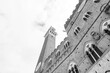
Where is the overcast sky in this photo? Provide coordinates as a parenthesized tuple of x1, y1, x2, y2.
(0, 0, 78, 73)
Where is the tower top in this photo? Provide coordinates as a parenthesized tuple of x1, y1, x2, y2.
(44, 26, 57, 38)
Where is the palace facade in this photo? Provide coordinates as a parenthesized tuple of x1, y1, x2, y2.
(35, 0, 110, 73)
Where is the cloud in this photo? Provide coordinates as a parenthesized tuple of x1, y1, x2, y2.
(0, 0, 78, 73)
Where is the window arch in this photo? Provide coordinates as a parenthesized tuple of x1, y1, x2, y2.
(64, 41, 70, 49)
(85, 42, 103, 64)
(68, 62, 79, 73)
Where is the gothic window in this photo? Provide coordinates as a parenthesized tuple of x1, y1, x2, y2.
(68, 62, 79, 73)
(86, 51, 95, 64)
(85, 43, 103, 64)
(92, 44, 103, 57)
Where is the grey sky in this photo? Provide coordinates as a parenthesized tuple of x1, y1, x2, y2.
(0, 0, 78, 73)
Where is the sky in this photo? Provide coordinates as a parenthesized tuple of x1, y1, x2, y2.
(0, 0, 78, 73)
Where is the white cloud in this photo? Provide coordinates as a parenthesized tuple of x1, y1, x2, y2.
(0, 0, 78, 73)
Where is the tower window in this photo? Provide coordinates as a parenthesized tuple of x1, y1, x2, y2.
(48, 58, 52, 67)
(87, 12, 92, 15)
(55, 50, 60, 59)
(77, 27, 80, 31)
(83, 17, 87, 21)
(74, 65, 79, 73)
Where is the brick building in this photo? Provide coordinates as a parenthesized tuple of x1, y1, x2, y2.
(34, 0, 110, 73)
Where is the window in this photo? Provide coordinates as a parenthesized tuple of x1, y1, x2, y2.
(55, 50, 60, 59)
(83, 12, 92, 21)
(68, 62, 79, 73)
(85, 43, 103, 64)
(90, 31, 101, 41)
(92, 44, 103, 57)
(93, 0, 100, 3)
(102, 20, 110, 35)
(64, 41, 70, 49)
(105, 5, 110, 15)
(74, 27, 81, 36)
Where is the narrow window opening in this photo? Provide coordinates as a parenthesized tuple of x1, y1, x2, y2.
(77, 27, 80, 31)
(85, 14, 89, 18)
(74, 32, 77, 36)
(76, 29, 79, 33)
(86, 51, 95, 64)
(83, 17, 87, 21)
(89, 48, 99, 61)
(92, 44, 103, 57)
(87, 12, 92, 15)
(68, 42, 70, 46)
(69, 69, 71, 73)
(74, 65, 79, 73)
(71, 67, 75, 73)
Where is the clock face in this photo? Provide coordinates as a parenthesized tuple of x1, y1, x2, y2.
(35, 62, 41, 72)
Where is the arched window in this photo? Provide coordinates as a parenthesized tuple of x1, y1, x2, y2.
(68, 62, 79, 73)
(92, 44, 103, 57)
(85, 42, 103, 64)
(64, 41, 70, 49)
(55, 50, 60, 59)
(74, 27, 81, 36)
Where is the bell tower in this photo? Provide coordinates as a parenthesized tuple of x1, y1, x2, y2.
(34, 26, 57, 73)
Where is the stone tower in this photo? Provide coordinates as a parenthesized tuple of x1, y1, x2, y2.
(34, 26, 57, 73)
